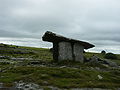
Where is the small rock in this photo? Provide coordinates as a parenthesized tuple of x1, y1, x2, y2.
(90, 56, 100, 62)
(43, 81, 48, 85)
(0, 83, 3, 88)
(60, 66, 67, 68)
(97, 75, 103, 80)
(95, 67, 100, 71)
(25, 84, 30, 88)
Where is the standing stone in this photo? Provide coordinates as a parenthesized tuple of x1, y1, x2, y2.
(74, 43, 84, 62)
(58, 42, 73, 61)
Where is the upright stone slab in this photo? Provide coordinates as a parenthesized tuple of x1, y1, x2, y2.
(58, 42, 73, 61)
(74, 43, 84, 62)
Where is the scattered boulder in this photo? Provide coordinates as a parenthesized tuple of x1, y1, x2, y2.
(89, 55, 102, 63)
(103, 59, 118, 67)
(87, 55, 118, 67)
(15, 81, 42, 90)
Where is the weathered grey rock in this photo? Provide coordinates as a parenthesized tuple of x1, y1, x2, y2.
(60, 66, 67, 68)
(58, 42, 73, 61)
(15, 81, 43, 90)
(103, 59, 118, 67)
(74, 43, 84, 62)
(97, 75, 103, 79)
(89, 56, 118, 67)
(58, 42, 85, 62)
(90, 56, 100, 62)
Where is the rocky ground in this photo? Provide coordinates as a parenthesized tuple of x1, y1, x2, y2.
(0, 43, 120, 90)
(0, 82, 120, 90)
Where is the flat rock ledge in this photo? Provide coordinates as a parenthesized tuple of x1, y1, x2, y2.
(0, 82, 120, 90)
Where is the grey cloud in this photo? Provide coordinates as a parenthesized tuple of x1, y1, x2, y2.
(0, 29, 34, 38)
(0, 0, 120, 53)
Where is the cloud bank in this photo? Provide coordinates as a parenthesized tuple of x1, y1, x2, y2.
(0, 0, 120, 53)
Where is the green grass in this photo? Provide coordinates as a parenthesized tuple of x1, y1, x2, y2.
(0, 43, 120, 89)
(0, 44, 53, 61)
(0, 66, 120, 89)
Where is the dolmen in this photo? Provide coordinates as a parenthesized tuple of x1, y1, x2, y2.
(42, 31, 95, 62)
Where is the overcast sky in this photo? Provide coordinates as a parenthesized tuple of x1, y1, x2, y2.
(0, 0, 120, 53)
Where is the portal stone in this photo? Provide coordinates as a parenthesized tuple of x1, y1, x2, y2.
(58, 42, 73, 61)
(74, 43, 84, 62)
